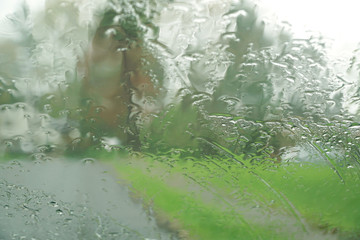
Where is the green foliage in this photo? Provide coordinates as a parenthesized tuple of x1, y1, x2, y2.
(139, 96, 202, 152)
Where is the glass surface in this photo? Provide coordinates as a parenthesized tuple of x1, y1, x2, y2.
(0, 0, 360, 239)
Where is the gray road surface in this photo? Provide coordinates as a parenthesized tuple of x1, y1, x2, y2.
(0, 158, 177, 240)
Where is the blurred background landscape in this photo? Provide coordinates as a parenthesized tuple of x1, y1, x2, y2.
(0, 0, 360, 239)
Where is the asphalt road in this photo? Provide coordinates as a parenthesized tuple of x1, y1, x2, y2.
(0, 158, 177, 240)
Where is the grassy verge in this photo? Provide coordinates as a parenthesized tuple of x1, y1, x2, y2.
(108, 155, 288, 239)
(100, 151, 360, 240)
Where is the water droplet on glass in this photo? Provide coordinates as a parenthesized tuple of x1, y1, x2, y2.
(116, 47, 128, 52)
(49, 201, 59, 208)
(81, 158, 96, 164)
(105, 28, 117, 38)
(56, 209, 63, 215)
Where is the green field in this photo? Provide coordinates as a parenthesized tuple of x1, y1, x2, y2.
(88, 148, 360, 240)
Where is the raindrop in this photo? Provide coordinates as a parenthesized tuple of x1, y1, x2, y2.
(116, 47, 128, 52)
(49, 201, 59, 208)
(81, 158, 96, 164)
(43, 104, 52, 112)
(109, 232, 119, 237)
(59, 1, 69, 8)
(15, 103, 26, 110)
(59, 109, 70, 116)
(105, 28, 117, 38)
(56, 209, 63, 215)
(1, 105, 11, 111)
(4, 140, 13, 148)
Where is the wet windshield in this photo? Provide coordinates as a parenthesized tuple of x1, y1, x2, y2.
(0, 0, 360, 239)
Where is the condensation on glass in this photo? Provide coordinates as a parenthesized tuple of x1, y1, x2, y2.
(0, 0, 359, 239)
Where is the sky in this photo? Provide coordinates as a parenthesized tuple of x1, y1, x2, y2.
(0, 0, 359, 56)
(259, 0, 360, 57)
(0, 0, 44, 18)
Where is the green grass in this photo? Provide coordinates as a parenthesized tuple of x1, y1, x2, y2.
(108, 156, 288, 239)
(101, 151, 360, 240)
(261, 164, 360, 233)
